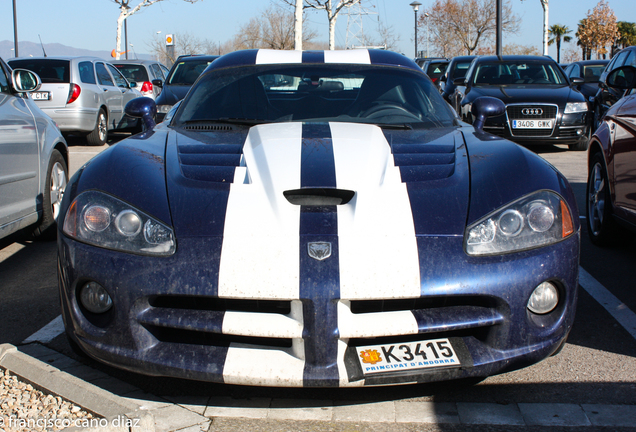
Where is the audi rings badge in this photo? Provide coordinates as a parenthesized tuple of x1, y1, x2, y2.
(522, 108, 544, 115)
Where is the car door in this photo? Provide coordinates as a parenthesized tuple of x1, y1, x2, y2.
(95, 61, 123, 129)
(0, 60, 39, 231)
(612, 93, 636, 216)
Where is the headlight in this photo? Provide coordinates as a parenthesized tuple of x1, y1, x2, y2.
(564, 102, 588, 113)
(157, 104, 173, 114)
(63, 191, 176, 256)
(465, 190, 574, 256)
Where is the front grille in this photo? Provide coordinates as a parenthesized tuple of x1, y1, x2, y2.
(138, 295, 295, 348)
(507, 104, 558, 137)
(149, 295, 291, 314)
(507, 105, 557, 119)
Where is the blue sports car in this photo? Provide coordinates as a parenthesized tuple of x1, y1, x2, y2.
(58, 49, 580, 387)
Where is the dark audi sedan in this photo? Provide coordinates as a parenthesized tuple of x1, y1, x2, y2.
(454, 55, 591, 151)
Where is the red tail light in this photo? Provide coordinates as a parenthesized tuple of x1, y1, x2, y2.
(141, 81, 153, 94)
(67, 84, 81, 104)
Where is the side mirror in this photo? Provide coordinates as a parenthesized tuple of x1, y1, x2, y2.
(606, 65, 636, 89)
(471, 96, 505, 131)
(11, 69, 41, 92)
(570, 77, 584, 85)
(152, 79, 164, 88)
(125, 97, 157, 131)
(453, 77, 466, 86)
(129, 81, 138, 88)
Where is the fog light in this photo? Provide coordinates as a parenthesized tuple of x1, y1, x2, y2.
(80, 282, 113, 314)
(528, 281, 559, 314)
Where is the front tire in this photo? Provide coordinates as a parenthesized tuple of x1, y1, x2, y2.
(32, 149, 68, 240)
(586, 152, 618, 246)
(86, 109, 107, 146)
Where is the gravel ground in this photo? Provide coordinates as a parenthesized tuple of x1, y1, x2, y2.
(0, 368, 98, 431)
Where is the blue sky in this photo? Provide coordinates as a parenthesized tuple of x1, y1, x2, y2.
(1, 0, 633, 60)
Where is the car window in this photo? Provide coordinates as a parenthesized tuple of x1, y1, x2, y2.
(150, 64, 163, 80)
(177, 64, 456, 128)
(625, 50, 636, 67)
(167, 60, 213, 85)
(582, 65, 605, 83)
(472, 61, 566, 86)
(160, 65, 169, 79)
(78, 61, 96, 84)
(8, 59, 70, 84)
(96, 63, 114, 86)
(611, 51, 630, 69)
(107, 64, 130, 89)
(567, 65, 579, 78)
(0, 62, 9, 93)
(114, 64, 149, 83)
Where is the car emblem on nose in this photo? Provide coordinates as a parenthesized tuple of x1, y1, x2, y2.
(308, 242, 332, 260)
(522, 108, 543, 115)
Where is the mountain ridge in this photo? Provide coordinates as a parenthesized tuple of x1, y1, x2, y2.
(1, 40, 154, 62)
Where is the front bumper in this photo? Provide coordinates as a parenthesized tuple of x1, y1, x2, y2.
(58, 234, 580, 387)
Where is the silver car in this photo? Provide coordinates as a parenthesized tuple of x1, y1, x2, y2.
(8, 56, 142, 146)
(0, 57, 68, 240)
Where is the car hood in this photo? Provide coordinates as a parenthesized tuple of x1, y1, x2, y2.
(468, 85, 584, 105)
(165, 122, 471, 239)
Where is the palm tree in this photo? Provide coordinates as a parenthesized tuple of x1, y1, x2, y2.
(548, 24, 572, 63)
(617, 22, 636, 48)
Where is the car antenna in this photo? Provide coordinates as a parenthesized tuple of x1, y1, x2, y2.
(38, 35, 47, 57)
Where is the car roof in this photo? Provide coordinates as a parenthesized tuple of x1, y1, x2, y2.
(209, 49, 421, 73)
(175, 55, 220, 63)
(10, 56, 106, 62)
(571, 59, 610, 65)
(111, 59, 163, 65)
(475, 55, 560, 63)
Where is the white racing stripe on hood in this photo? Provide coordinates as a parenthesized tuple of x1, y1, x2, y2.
(324, 49, 371, 64)
(330, 122, 421, 300)
(218, 123, 303, 300)
(256, 50, 303, 64)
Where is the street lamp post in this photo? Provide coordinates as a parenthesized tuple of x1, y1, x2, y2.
(12, 0, 18, 57)
(410, 1, 422, 58)
(424, 12, 430, 58)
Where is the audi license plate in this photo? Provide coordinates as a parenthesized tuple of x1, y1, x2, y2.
(30, 91, 50, 101)
(512, 119, 553, 129)
(356, 338, 461, 375)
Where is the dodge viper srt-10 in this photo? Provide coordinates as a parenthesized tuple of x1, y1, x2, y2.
(58, 49, 580, 387)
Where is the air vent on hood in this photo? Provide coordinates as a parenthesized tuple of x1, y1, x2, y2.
(391, 142, 456, 182)
(178, 143, 244, 183)
(183, 124, 235, 131)
(283, 188, 355, 206)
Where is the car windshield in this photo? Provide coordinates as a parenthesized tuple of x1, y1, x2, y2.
(8, 59, 70, 84)
(472, 61, 567, 86)
(167, 60, 214, 85)
(175, 64, 456, 128)
(114, 64, 149, 83)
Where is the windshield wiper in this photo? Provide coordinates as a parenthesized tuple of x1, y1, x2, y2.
(374, 123, 413, 130)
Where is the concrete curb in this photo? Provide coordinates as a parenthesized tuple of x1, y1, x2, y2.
(0, 343, 209, 432)
(2, 343, 636, 430)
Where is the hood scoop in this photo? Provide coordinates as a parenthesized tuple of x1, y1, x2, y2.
(283, 188, 355, 206)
